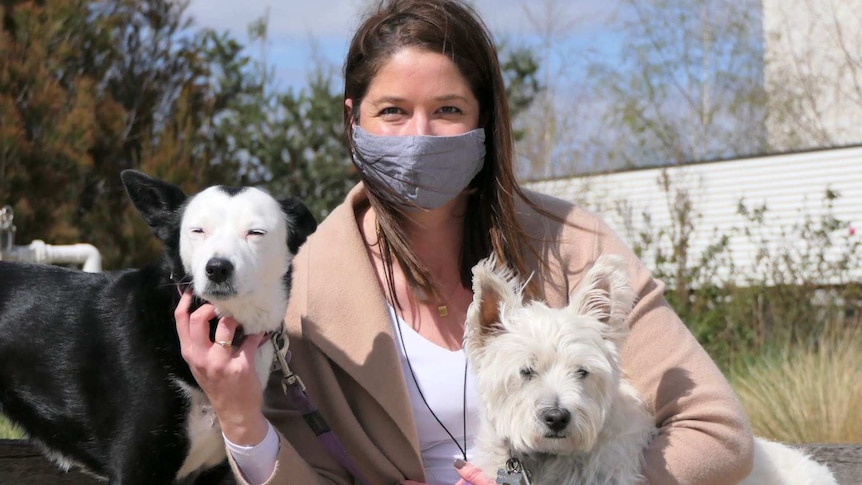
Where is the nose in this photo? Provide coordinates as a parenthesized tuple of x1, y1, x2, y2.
(406, 112, 431, 136)
(205, 258, 234, 283)
(540, 407, 571, 432)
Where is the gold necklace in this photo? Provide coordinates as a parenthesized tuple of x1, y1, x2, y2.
(375, 218, 460, 318)
(435, 282, 462, 317)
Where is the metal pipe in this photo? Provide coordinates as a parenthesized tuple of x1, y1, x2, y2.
(2, 240, 103, 272)
(0, 205, 102, 272)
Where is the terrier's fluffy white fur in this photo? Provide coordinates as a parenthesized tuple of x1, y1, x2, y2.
(465, 255, 838, 485)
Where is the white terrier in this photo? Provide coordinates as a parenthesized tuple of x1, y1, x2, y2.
(464, 255, 838, 485)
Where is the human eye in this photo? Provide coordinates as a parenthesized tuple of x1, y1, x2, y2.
(378, 106, 404, 116)
(438, 105, 463, 115)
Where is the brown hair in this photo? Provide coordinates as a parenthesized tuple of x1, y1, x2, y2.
(344, 0, 540, 298)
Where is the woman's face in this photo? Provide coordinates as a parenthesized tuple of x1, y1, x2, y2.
(349, 47, 481, 137)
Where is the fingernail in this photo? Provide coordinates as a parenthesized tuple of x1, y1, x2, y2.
(454, 458, 466, 469)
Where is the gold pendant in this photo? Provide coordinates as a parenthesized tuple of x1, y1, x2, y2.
(438, 305, 448, 317)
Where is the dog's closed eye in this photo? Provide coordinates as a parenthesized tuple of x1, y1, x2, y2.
(520, 367, 536, 380)
(575, 367, 590, 379)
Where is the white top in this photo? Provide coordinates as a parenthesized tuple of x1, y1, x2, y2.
(388, 304, 479, 484)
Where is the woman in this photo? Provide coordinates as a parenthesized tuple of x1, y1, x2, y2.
(175, 0, 755, 484)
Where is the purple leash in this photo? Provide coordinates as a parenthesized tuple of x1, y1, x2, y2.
(270, 333, 372, 485)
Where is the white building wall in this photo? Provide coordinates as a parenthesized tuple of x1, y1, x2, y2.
(526, 147, 862, 286)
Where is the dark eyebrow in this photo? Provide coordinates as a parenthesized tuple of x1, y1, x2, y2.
(370, 96, 407, 105)
(368, 94, 471, 105)
(434, 94, 471, 103)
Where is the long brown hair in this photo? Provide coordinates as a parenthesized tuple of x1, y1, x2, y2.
(344, 0, 541, 299)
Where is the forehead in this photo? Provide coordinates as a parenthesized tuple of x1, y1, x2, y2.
(183, 187, 282, 226)
(364, 47, 477, 105)
(507, 307, 606, 351)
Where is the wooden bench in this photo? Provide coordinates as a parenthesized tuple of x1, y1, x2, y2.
(1, 439, 860, 484)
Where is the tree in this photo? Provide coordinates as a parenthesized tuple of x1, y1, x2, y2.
(588, 0, 768, 169)
(197, 17, 356, 222)
(1, 0, 252, 269)
(508, 0, 596, 179)
(1, 0, 108, 247)
(762, 0, 862, 151)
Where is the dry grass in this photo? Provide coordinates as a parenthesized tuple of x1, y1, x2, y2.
(730, 325, 862, 444)
(0, 414, 23, 439)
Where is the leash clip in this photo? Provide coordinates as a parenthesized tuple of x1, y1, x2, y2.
(497, 457, 532, 485)
(270, 332, 306, 394)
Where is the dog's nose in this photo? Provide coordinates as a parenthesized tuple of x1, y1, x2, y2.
(205, 258, 234, 283)
(540, 408, 571, 432)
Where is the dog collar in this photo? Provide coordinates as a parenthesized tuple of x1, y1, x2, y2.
(260, 330, 279, 347)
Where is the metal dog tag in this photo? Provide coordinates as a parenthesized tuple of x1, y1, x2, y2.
(496, 458, 532, 485)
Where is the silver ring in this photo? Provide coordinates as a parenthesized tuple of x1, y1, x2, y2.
(214, 339, 232, 349)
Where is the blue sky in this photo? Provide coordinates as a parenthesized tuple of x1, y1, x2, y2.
(184, 0, 623, 91)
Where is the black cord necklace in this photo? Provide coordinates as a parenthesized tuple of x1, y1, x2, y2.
(378, 221, 468, 461)
(392, 301, 469, 461)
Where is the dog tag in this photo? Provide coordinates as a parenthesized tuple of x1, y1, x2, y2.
(495, 469, 524, 485)
(496, 458, 531, 485)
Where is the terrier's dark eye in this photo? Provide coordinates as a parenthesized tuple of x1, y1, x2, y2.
(576, 367, 590, 379)
(520, 367, 535, 379)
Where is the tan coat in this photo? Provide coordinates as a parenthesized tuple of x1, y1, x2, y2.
(228, 183, 755, 485)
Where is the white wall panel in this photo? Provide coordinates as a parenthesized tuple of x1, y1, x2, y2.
(526, 147, 862, 286)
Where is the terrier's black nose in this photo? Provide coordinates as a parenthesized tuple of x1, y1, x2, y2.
(540, 408, 571, 432)
(205, 258, 234, 283)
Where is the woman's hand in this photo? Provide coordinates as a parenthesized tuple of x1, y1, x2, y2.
(401, 459, 496, 485)
(454, 459, 497, 485)
(174, 289, 270, 446)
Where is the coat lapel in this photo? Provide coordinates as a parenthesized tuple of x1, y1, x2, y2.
(300, 183, 421, 467)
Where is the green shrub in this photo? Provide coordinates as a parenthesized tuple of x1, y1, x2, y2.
(614, 173, 861, 373)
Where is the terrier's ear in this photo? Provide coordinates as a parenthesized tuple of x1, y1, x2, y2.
(568, 255, 635, 344)
(464, 256, 522, 349)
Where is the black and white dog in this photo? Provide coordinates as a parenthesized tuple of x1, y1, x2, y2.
(0, 170, 317, 484)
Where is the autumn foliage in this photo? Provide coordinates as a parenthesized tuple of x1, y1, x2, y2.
(1, 0, 267, 269)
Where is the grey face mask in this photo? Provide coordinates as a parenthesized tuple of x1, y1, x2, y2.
(351, 125, 486, 209)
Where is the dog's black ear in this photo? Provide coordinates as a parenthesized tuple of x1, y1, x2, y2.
(281, 197, 318, 254)
(121, 170, 187, 241)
